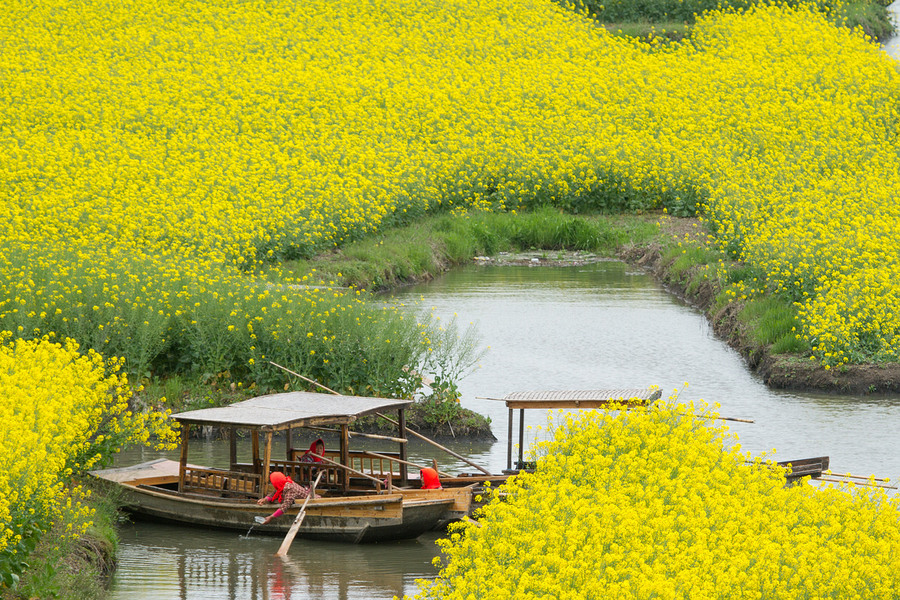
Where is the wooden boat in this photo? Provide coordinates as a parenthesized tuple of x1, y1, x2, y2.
(483, 388, 829, 486)
(91, 392, 476, 543)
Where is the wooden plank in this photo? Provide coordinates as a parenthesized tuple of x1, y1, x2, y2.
(401, 488, 473, 513)
(135, 484, 403, 509)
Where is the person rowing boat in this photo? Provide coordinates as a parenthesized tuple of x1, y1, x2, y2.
(256, 471, 318, 525)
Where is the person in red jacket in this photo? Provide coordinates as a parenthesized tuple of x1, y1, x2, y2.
(256, 472, 316, 524)
(420, 467, 442, 489)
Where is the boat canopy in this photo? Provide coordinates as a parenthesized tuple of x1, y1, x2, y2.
(483, 388, 663, 471)
(487, 388, 662, 409)
(171, 391, 413, 431)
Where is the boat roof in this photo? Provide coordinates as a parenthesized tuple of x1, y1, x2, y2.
(486, 388, 662, 409)
(171, 391, 412, 431)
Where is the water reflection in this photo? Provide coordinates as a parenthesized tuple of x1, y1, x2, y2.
(110, 522, 441, 600)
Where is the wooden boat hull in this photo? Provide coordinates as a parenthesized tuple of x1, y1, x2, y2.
(92, 459, 455, 543)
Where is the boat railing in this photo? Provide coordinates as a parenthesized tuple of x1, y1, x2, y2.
(273, 450, 402, 487)
(183, 466, 261, 497)
(348, 451, 401, 479)
(269, 459, 344, 489)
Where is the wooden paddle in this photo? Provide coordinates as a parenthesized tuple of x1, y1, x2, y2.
(276, 471, 324, 556)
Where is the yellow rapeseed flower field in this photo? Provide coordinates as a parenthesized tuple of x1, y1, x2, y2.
(414, 401, 900, 599)
(1, 0, 898, 586)
(0, 335, 176, 582)
(2, 0, 899, 375)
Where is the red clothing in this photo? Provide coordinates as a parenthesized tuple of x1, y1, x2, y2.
(300, 438, 325, 463)
(269, 471, 290, 503)
(266, 479, 315, 513)
(420, 468, 442, 489)
(265, 471, 317, 519)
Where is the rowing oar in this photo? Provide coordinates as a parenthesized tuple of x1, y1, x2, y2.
(815, 477, 898, 490)
(828, 472, 893, 483)
(276, 470, 324, 557)
(305, 425, 408, 444)
(362, 450, 453, 478)
(269, 361, 494, 477)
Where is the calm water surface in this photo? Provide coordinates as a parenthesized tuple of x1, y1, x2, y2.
(884, 1, 900, 59)
(109, 261, 900, 599)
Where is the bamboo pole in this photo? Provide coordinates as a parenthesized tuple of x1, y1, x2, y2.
(374, 412, 493, 476)
(362, 451, 453, 478)
(304, 425, 407, 444)
(829, 472, 893, 483)
(816, 477, 897, 490)
(269, 362, 340, 395)
(275, 471, 324, 556)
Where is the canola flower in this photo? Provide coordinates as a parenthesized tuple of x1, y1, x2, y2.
(2, 0, 900, 379)
(0, 335, 177, 585)
(414, 400, 900, 599)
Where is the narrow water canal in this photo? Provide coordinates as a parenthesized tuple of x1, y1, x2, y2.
(884, 0, 900, 58)
(108, 260, 900, 599)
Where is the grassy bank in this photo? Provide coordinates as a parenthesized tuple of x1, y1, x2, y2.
(0, 480, 120, 600)
(589, 0, 895, 43)
(6, 0, 900, 398)
(623, 220, 900, 393)
(271, 208, 659, 292)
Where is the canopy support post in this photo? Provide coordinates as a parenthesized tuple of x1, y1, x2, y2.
(286, 426, 293, 461)
(261, 431, 272, 499)
(398, 408, 408, 486)
(340, 424, 350, 492)
(229, 427, 237, 470)
(507, 408, 513, 471)
(517, 408, 525, 470)
(178, 424, 190, 493)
